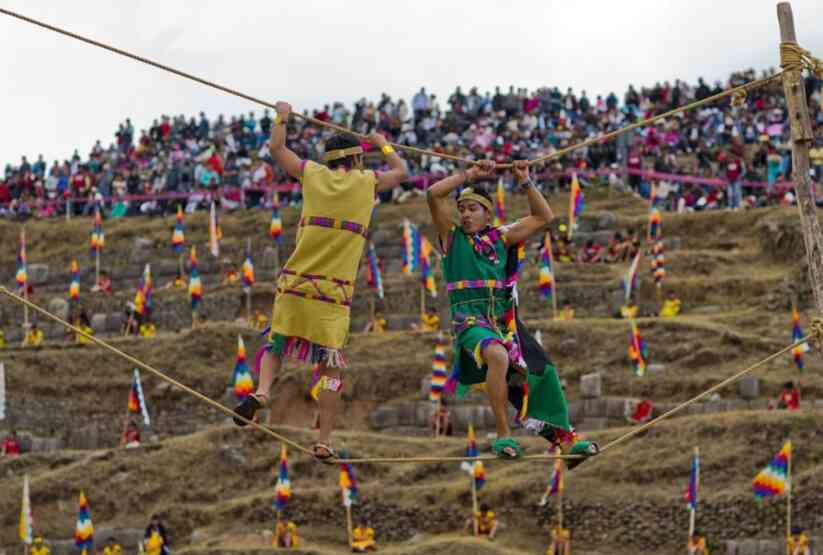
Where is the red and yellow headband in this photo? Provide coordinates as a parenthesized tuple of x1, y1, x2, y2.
(322, 146, 364, 163)
(457, 187, 492, 212)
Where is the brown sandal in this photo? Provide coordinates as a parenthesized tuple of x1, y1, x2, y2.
(232, 393, 269, 427)
(312, 442, 337, 464)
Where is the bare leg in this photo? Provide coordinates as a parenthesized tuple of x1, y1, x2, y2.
(316, 363, 340, 450)
(482, 342, 511, 438)
(255, 350, 282, 400)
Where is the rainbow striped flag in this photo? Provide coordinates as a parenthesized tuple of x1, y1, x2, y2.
(188, 246, 203, 310)
(624, 251, 641, 302)
(232, 335, 254, 401)
(429, 334, 449, 402)
(459, 425, 485, 490)
(127, 369, 151, 427)
(753, 441, 791, 500)
(493, 178, 506, 226)
(74, 491, 93, 554)
(567, 173, 585, 240)
(242, 250, 255, 292)
(628, 319, 647, 377)
(402, 219, 420, 274)
(15, 229, 27, 292)
(69, 259, 80, 302)
(548, 457, 563, 496)
(339, 462, 358, 507)
(538, 232, 555, 301)
(90, 207, 104, 255)
(274, 444, 291, 511)
(171, 205, 185, 253)
(420, 235, 437, 298)
(791, 305, 810, 371)
(134, 264, 153, 317)
(365, 242, 384, 300)
(651, 241, 666, 288)
(270, 193, 283, 243)
(684, 451, 699, 511)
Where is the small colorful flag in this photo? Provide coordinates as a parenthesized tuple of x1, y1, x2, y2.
(365, 242, 384, 300)
(538, 232, 555, 301)
(420, 235, 437, 298)
(134, 264, 153, 318)
(233, 335, 254, 401)
(171, 205, 185, 253)
(791, 305, 810, 371)
(430, 334, 449, 402)
(567, 173, 585, 240)
(74, 491, 93, 554)
(493, 178, 506, 226)
(242, 250, 255, 292)
(189, 246, 202, 310)
(753, 441, 791, 500)
(270, 193, 282, 243)
(19, 474, 32, 545)
(209, 201, 220, 257)
(684, 450, 699, 511)
(628, 319, 647, 377)
(15, 229, 27, 292)
(127, 369, 151, 427)
(339, 462, 358, 507)
(548, 457, 563, 497)
(69, 259, 80, 302)
(274, 444, 291, 511)
(651, 241, 666, 288)
(402, 219, 421, 275)
(90, 207, 104, 254)
(459, 425, 485, 490)
(624, 251, 642, 302)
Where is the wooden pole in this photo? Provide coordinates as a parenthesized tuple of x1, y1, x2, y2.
(777, 3, 823, 317)
(471, 471, 479, 537)
(345, 504, 354, 548)
(369, 295, 376, 324)
(95, 249, 101, 289)
(275, 509, 282, 550)
(434, 399, 441, 438)
(688, 446, 699, 541)
(178, 253, 184, 281)
(274, 243, 281, 275)
(420, 287, 425, 318)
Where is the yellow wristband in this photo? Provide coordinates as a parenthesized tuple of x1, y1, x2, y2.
(274, 113, 287, 125)
(381, 144, 395, 155)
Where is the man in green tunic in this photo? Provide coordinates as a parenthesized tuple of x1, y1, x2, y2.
(427, 159, 597, 462)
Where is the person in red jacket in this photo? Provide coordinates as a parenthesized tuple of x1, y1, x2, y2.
(2, 430, 22, 457)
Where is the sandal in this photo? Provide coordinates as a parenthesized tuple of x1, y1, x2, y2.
(312, 442, 337, 464)
(232, 393, 268, 427)
(491, 437, 523, 459)
(566, 439, 600, 470)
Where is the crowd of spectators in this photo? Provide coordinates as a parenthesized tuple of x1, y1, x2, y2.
(2, 68, 822, 221)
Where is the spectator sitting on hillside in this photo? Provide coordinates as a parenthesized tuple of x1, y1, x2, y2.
(122, 303, 140, 336)
(139, 318, 157, 339)
(659, 290, 682, 318)
(555, 302, 575, 321)
(553, 228, 575, 263)
(164, 272, 186, 290)
(430, 399, 452, 437)
(252, 309, 268, 330)
(120, 419, 141, 448)
(547, 526, 571, 555)
(351, 521, 377, 552)
(144, 515, 169, 555)
(411, 307, 440, 332)
(620, 299, 639, 319)
(274, 515, 300, 549)
(467, 503, 498, 540)
(222, 262, 240, 285)
(577, 239, 604, 263)
(771, 381, 800, 411)
(687, 531, 709, 555)
(74, 311, 95, 344)
(102, 537, 123, 555)
(604, 232, 629, 263)
(22, 322, 44, 347)
(2, 430, 22, 457)
(30, 537, 50, 555)
(0, 328, 6, 348)
(363, 311, 386, 333)
(92, 271, 113, 294)
(788, 527, 811, 555)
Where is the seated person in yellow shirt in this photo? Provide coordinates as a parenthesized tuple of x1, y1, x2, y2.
(23, 322, 44, 347)
(222, 262, 240, 285)
(274, 517, 300, 549)
(466, 503, 498, 540)
(30, 537, 50, 555)
(555, 302, 575, 321)
(0, 328, 6, 348)
(351, 521, 377, 552)
(164, 272, 187, 290)
(659, 290, 682, 318)
(363, 311, 387, 333)
(788, 526, 810, 555)
(687, 530, 709, 555)
(252, 310, 269, 330)
(102, 537, 124, 555)
(74, 311, 95, 344)
(547, 526, 570, 555)
(620, 299, 639, 319)
(411, 308, 440, 332)
(139, 320, 157, 339)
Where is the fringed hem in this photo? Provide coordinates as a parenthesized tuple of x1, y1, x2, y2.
(523, 419, 576, 443)
(254, 332, 347, 374)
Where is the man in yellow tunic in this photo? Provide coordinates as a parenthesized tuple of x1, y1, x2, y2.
(233, 101, 406, 461)
(351, 522, 377, 552)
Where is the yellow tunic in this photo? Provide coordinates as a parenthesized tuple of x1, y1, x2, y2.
(788, 534, 808, 554)
(270, 161, 376, 349)
(659, 298, 681, 318)
(31, 545, 50, 555)
(76, 325, 94, 344)
(24, 329, 44, 346)
(476, 511, 496, 535)
(274, 521, 300, 548)
(352, 526, 376, 550)
(420, 312, 440, 332)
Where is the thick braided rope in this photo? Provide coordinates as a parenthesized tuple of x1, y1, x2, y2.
(0, 286, 315, 457)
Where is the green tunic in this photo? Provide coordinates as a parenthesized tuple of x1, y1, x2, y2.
(442, 225, 572, 432)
